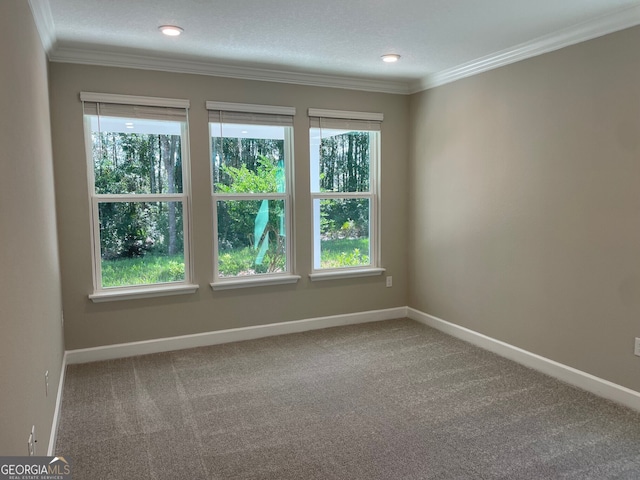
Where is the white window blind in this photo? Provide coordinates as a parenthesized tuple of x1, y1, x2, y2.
(206, 102, 295, 127)
(82, 102, 188, 122)
(81, 92, 189, 121)
(208, 110, 293, 127)
(308, 108, 383, 131)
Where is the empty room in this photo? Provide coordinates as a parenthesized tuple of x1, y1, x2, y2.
(2, 0, 640, 478)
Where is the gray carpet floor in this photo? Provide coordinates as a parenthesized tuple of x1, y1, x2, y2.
(55, 318, 640, 479)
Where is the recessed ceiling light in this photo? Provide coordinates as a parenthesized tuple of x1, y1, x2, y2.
(159, 25, 183, 37)
(381, 54, 401, 63)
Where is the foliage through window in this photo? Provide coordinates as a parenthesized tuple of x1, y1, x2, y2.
(83, 96, 191, 291)
(310, 111, 381, 271)
(208, 104, 294, 280)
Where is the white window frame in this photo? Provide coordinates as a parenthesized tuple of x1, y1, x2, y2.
(308, 108, 385, 281)
(81, 92, 197, 302)
(207, 101, 300, 290)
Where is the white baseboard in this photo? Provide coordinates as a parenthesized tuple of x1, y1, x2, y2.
(65, 307, 408, 364)
(63, 305, 640, 413)
(407, 308, 640, 412)
(47, 352, 67, 456)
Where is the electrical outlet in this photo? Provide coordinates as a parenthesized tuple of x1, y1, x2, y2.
(45, 370, 49, 397)
(386, 276, 393, 288)
(634, 338, 640, 357)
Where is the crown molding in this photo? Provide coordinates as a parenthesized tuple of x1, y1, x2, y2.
(27, 0, 56, 54)
(49, 46, 412, 95)
(45, 3, 640, 96)
(410, 4, 640, 93)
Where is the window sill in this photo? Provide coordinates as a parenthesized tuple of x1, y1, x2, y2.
(211, 274, 301, 291)
(89, 284, 199, 303)
(309, 267, 386, 282)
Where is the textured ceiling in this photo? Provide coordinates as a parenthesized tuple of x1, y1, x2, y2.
(47, 0, 640, 87)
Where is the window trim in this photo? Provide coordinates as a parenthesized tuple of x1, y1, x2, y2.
(308, 110, 382, 276)
(210, 274, 301, 291)
(309, 267, 385, 281)
(208, 102, 297, 288)
(82, 93, 197, 300)
(89, 283, 199, 303)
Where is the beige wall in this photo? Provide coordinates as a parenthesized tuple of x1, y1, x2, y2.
(409, 26, 640, 392)
(0, 1, 65, 455)
(49, 64, 409, 350)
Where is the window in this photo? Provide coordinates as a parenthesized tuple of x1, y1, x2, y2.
(309, 109, 384, 279)
(82, 93, 196, 301)
(207, 102, 298, 289)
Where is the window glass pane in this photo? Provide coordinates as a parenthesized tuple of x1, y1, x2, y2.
(316, 198, 370, 268)
(89, 116, 183, 195)
(217, 199, 286, 277)
(211, 123, 286, 193)
(310, 129, 370, 193)
(98, 201, 185, 287)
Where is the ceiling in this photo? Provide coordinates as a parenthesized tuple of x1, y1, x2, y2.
(32, 0, 640, 93)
